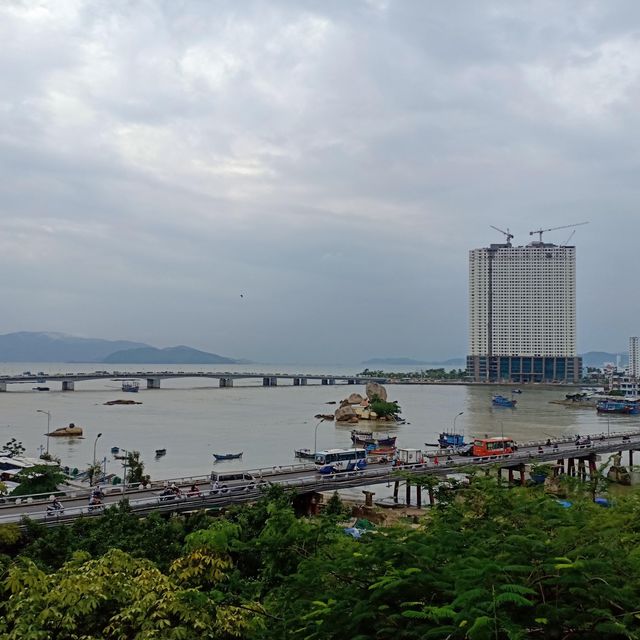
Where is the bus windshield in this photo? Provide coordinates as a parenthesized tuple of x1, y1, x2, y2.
(314, 448, 367, 465)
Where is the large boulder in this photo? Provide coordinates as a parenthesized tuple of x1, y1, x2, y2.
(347, 393, 364, 405)
(335, 405, 358, 422)
(366, 382, 387, 402)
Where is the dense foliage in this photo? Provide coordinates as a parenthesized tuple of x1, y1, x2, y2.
(11, 464, 65, 497)
(2, 481, 640, 638)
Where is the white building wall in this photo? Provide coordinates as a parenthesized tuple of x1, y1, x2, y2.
(469, 244, 576, 357)
(629, 337, 639, 379)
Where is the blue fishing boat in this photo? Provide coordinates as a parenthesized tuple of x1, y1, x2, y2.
(122, 380, 139, 393)
(596, 399, 640, 415)
(213, 452, 243, 461)
(425, 431, 466, 448)
(492, 394, 517, 408)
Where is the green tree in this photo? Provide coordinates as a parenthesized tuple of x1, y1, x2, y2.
(126, 450, 150, 485)
(12, 464, 64, 497)
(3, 438, 25, 457)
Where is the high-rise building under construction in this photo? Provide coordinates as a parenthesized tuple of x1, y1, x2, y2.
(467, 238, 581, 383)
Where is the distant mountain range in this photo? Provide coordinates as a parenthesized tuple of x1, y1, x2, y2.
(0, 332, 245, 364)
(103, 346, 240, 365)
(580, 351, 628, 368)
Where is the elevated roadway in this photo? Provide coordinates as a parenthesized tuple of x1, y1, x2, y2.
(1, 430, 639, 526)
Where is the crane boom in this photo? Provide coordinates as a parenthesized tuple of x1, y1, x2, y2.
(529, 221, 589, 243)
(490, 225, 514, 247)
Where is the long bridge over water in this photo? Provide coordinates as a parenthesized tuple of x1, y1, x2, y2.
(0, 370, 388, 392)
(3, 429, 639, 526)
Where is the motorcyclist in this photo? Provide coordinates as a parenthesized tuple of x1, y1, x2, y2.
(47, 497, 63, 513)
(187, 483, 200, 496)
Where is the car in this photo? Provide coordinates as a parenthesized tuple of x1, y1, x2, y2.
(210, 472, 257, 494)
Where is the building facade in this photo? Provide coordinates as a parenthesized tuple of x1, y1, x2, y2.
(629, 337, 639, 379)
(467, 242, 581, 383)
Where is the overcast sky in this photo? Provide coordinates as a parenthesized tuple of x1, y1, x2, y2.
(1, 1, 638, 364)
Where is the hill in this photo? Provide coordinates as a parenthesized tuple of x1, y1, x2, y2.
(0, 331, 149, 362)
(102, 345, 240, 364)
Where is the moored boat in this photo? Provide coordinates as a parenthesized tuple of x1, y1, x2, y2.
(425, 431, 466, 449)
(294, 448, 316, 459)
(350, 430, 397, 448)
(155, 448, 167, 457)
(122, 380, 139, 393)
(47, 423, 83, 437)
(213, 452, 243, 461)
(492, 394, 517, 408)
(596, 399, 640, 415)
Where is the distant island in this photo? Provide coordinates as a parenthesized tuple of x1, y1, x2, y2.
(0, 331, 247, 364)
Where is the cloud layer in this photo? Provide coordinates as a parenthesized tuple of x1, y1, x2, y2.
(1, 0, 638, 362)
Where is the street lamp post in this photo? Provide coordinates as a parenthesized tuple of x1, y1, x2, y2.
(36, 410, 51, 455)
(117, 448, 130, 494)
(452, 411, 464, 434)
(313, 418, 326, 456)
(92, 433, 103, 485)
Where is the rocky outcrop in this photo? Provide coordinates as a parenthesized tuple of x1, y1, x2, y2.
(335, 405, 358, 422)
(347, 393, 364, 405)
(366, 382, 387, 402)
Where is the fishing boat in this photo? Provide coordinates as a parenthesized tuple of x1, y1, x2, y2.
(47, 423, 83, 437)
(155, 448, 167, 457)
(511, 389, 522, 394)
(350, 430, 397, 448)
(596, 399, 640, 415)
(122, 380, 139, 393)
(213, 452, 243, 461)
(294, 448, 316, 460)
(425, 431, 466, 449)
(492, 395, 517, 408)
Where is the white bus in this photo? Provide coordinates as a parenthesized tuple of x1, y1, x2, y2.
(314, 448, 367, 466)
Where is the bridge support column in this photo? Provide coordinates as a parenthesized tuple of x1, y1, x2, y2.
(322, 379, 328, 385)
(328, 378, 335, 385)
(519, 464, 526, 486)
(393, 480, 399, 503)
(300, 377, 307, 385)
(219, 377, 234, 388)
(567, 458, 575, 477)
(428, 486, 435, 506)
(270, 377, 277, 386)
(630, 449, 634, 467)
(507, 468, 514, 484)
(146, 378, 161, 389)
(263, 377, 271, 386)
(555, 459, 565, 476)
(362, 490, 375, 507)
(0, 382, 5, 392)
(62, 381, 75, 391)
(577, 459, 586, 481)
(588, 454, 597, 479)
(405, 482, 411, 506)
(416, 485, 422, 508)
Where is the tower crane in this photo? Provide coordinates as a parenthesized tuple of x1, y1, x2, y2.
(529, 221, 589, 243)
(489, 225, 514, 247)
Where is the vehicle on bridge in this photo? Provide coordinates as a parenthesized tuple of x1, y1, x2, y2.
(461, 436, 515, 457)
(315, 448, 367, 474)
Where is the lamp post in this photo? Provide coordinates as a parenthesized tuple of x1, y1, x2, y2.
(92, 433, 103, 485)
(118, 448, 130, 494)
(452, 411, 464, 434)
(314, 418, 326, 455)
(36, 409, 51, 455)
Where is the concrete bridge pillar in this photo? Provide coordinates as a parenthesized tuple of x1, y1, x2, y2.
(219, 377, 234, 388)
(347, 379, 356, 384)
(0, 382, 6, 392)
(61, 381, 75, 391)
(293, 378, 300, 386)
(322, 379, 328, 385)
(300, 377, 307, 385)
(328, 378, 335, 385)
(146, 378, 161, 389)
(270, 377, 277, 386)
(263, 377, 271, 387)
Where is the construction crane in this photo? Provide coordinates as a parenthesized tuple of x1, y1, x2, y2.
(490, 225, 514, 247)
(529, 222, 589, 243)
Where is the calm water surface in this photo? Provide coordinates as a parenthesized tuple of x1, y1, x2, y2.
(1, 363, 637, 481)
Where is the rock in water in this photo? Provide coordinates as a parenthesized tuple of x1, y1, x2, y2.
(335, 405, 358, 422)
(366, 382, 387, 402)
(348, 393, 364, 404)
